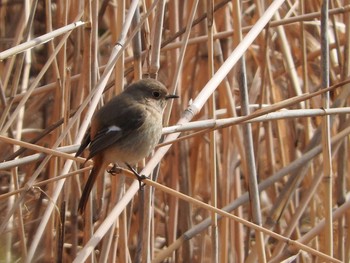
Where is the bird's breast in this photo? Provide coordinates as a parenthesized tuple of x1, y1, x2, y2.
(104, 112, 163, 165)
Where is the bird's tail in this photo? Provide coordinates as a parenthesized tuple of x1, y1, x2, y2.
(78, 155, 106, 214)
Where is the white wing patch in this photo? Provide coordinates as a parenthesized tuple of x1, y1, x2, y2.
(107, 125, 122, 133)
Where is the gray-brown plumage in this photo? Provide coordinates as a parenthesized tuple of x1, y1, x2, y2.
(75, 78, 178, 213)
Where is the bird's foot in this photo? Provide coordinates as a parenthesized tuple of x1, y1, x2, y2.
(107, 164, 122, 175)
(125, 163, 147, 190)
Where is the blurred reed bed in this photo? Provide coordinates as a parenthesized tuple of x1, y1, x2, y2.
(0, 0, 350, 262)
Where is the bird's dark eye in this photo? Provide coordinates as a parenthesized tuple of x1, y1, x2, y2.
(152, 91, 161, 98)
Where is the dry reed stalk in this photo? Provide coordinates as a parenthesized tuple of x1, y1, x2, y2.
(320, 0, 333, 258)
(205, 0, 219, 262)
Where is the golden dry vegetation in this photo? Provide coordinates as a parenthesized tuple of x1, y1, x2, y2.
(1, 0, 350, 262)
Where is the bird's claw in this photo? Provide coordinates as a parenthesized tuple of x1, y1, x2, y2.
(125, 163, 147, 190)
(136, 174, 147, 190)
(107, 164, 122, 175)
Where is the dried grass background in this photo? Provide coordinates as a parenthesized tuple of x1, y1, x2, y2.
(1, 0, 350, 262)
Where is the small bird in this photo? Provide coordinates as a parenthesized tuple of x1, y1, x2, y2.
(75, 78, 178, 213)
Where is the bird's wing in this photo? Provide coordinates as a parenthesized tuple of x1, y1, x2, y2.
(87, 105, 146, 160)
(75, 127, 92, 157)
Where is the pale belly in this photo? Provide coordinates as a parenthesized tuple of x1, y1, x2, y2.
(103, 118, 163, 165)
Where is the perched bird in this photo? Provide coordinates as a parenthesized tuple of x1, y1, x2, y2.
(75, 78, 178, 213)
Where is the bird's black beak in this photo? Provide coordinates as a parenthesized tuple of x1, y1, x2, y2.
(165, 94, 179, 100)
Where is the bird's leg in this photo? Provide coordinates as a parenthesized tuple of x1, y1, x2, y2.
(125, 163, 147, 190)
(107, 163, 122, 175)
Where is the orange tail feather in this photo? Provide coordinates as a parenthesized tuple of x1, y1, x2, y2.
(78, 155, 107, 214)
